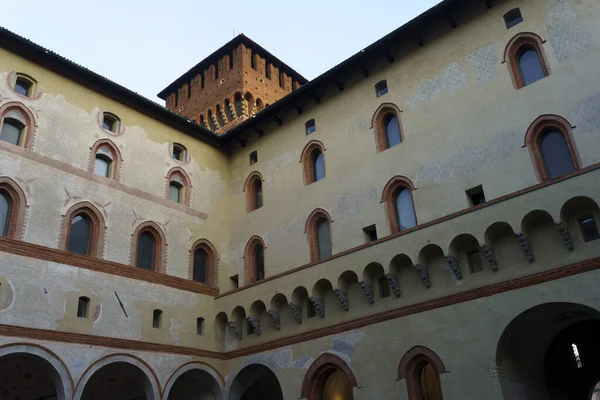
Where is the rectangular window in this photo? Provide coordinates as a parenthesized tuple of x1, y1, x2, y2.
(363, 225, 378, 242)
(229, 54, 234, 70)
(378, 276, 390, 298)
(152, 310, 162, 328)
(279, 72, 285, 88)
(251, 52, 256, 70)
(305, 119, 316, 135)
(249, 150, 258, 165)
(266, 62, 271, 79)
(466, 185, 486, 206)
(307, 298, 316, 318)
(579, 216, 600, 242)
(230, 275, 239, 289)
(77, 297, 89, 318)
(468, 250, 483, 273)
(375, 80, 388, 97)
(196, 317, 204, 335)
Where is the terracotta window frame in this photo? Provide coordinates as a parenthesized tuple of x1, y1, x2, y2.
(130, 221, 167, 273)
(300, 353, 358, 400)
(0, 102, 37, 150)
(58, 201, 107, 259)
(504, 32, 550, 89)
(381, 175, 418, 234)
(0, 177, 27, 240)
(300, 140, 326, 185)
(398, 346, 448, 400)
(243, 235, 266, 284)
(188, 238, 217, 285)
(304, 208, 334, 263)
(371, 103, 404, 152)
(244, 172, 264, 212)
(524, 114, 580, 182)
(165, 167, 192, 206)
(88, 139, 122, 181)
(12, 73, 38, 99)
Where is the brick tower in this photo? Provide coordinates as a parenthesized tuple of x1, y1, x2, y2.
(158, 34, 307, 133)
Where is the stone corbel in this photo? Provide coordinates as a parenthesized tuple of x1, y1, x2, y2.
(228, 101, 238, 119)
(446, 256, 463, 280)
(289, 303, 302, 324)
(309, 296, 325, 317)
(211, 112, 220, 128)
(241, 97, 249, 116)
(219, 106, 228, 124)
(517, 233, 535, 262)
(247, 317, 261, 336)
(480, 244, 498, 271)
(359, 280, 375, 304)
(414, 264, 431, 288)
(334, 289, 349, 311)
(267, 310, 281, 330)
(386, 274, 401, 297)
(228, 322, 242, 340)
(556, 222, 574, 251)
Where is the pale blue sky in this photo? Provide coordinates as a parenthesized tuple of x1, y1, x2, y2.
(3, 0, 440, 102)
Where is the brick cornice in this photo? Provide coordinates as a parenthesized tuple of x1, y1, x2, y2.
(0, 256, 598, 361)
(0, 237, 219, 296)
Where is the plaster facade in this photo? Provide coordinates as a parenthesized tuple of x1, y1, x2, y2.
(1, 0, 600, 398)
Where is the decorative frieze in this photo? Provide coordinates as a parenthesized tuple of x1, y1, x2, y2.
(480, 244, 498, 271)
(289, 303, 303, 324)
(386, 274, 401, 297)
(414, 264, 431, 288)
(267, 310, 281, 330)
(556, 222, 574, 251)
(334, 289, 349, 311)
(517, 233, 535, 262)
(359, 280, 375, 304)
(309, 297, 325, 317)
(247, 317, 261, 336)
(446, 256, 463, 280)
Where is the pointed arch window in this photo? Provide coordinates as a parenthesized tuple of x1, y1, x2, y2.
(372, 103, 403, 152)
(245, 172, 264, 212)
(67, 213, 92, 255)
(60, 202, 106, 258)
(132, 222, 166, 273)
(505, 33, 550, 89)
(244, 236, 266, 284)
(305, 209, 333, 262)
(190, 239, 217, 284)
(398, 346, 448, 400)
(301, 141, 326, 185)
(166, 168, 191, 206)
(0, 104, 35, 149)
(137, 231, 156, 270)
(382, 176, 418, 234)
(525, 115, 579, 182)
(0, 178, 26, 240)
(89, 140, 121, 181)
(0, 191, 11, 237)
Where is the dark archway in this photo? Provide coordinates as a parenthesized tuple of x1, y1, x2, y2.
(301, 353, 358, 400)
(0, 352, 65, 400)
(227, 364, 283, 400)
(80, 361, 155, 400)
(496, 302, 600, 400)
(166, 367, 222, 399)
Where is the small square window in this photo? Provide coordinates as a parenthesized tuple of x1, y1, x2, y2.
(375, 80, 388, 97)
(579, 216, 600, 242)
(152, 309, 162, 329)
(467, 249, 483, 273)
(249, 151, 258, 165)
(230, 275, 239, 290)
(305, 119, 316, 135)
(378, 276, 390, 298)
(504, 8, 523, 29)
(466, 185, 486, 206)
(363, 225, 378, 242)
(307, 298, 316, 319)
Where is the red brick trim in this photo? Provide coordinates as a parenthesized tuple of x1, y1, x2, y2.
(300, 140, 326, 185)
(217, 162, 600, 299)
(524, 114, 580, 182)
(0, 144, 207, 220)
(398, 346, 446, 400)
(88, 139, 123, 182)
(301, 353, 358, 399)
(189, 238, 217, 285)
(381, 175, 418, 234)
(0, 177, 27, 241)
(165, 167, 192, 207)
(58, 201, 107, 259)
(243, 171, 264, 212)
(0, 101, 37, 150)
(6, 72, 43, 100)
(244, 235, 266, 284)
(370, 102, 404, 152)
(0, 236, 218, 295)
(304, 208, 334, 263)
(503, 32, 550, 89)
(130, 221, 168, 273)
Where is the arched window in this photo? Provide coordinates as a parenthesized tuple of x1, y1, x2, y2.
(166, 168, 191, 206)
(305, 209, 333, 262)
(244, 236, 266, 284)
(196, 317, 205, 335)
(190, 239, 216, 284)
(382, 176, 418, 234)
(301, 141, 327, 185)
(60, 202, 105, 258)
(245, 172, 264, 212)
(0, 191, 12, 237)
(89, 140, 121, 181)
(102, 112, 120, 134)
(13, 74, 36, 98)
(0, 118, 25, 146)
(0, 177, 26, 240)
(67, 213, 92, 255)
(505, 33, 550, 89)
(398, 346, 447, 400)
(525, 115, 579, 182)
(301, 354, 358, 400)
(77, 297, 90, 318)
(371, 103, 404, 152)
(172, 143, 187, 162)
(131, 222, 166, 273)
(0, 104, 35, 149)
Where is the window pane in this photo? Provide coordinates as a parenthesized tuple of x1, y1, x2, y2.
(317, 219, 332, 260)
(67, 214, 92, 255)
(253, 180, 263, 209)
(0, 191, 12, 237)
(254, 244, 265, 281)
(580, 217, 600, 242)
(169, 183, 181, 203)
(313, 151, 325, 182)
(193, 248, 208, 283)
(519, 49, 545, 86)
(103, 117, 115, 132)
(172, 148, 182, 160)
(15, 79, 31, 97)
(420, 363, 442, 400)
(93, 157, 110, 177)
(385, 115, 402, 148)
(77, 297, 89, 318)
(0, 120, 23, 146)
(396, 188, 417, 231)
(137, 231, 155, 270)
(540, 131, 575, 179)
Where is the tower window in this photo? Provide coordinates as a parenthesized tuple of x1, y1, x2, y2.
(279, 72, 285, 88)
(579, 216, 600, 242)
(250, 52, 256, 70)
(77, 296, 90, 318)
(249, 150, 258, 165)
(305, 119, 316, 135)
(375, 80, 388, 97)
(504, 8, 523, 29)
(266, 62, 272, 79)
(229, 54, 234, 70)
(152, 309, 162, 328)
(466, 185, 486, 206)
